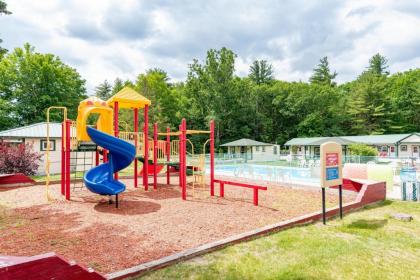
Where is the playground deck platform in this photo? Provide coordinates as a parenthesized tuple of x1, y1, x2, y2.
(0, 177, 356, 275)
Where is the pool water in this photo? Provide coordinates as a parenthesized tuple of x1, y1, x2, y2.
(207, 164, 320, 185)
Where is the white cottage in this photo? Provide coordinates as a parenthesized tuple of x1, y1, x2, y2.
(284, 133, 420, 158)
(221, 138, 281, 161)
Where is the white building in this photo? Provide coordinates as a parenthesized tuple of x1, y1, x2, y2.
(221, 138, 281, 161)
(0, 122, 89, 175)
(284, 133, 420, 158)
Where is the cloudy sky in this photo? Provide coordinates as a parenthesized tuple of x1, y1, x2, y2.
(1, 0, 419, 93)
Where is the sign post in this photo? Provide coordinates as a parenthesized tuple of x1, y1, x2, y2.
(320, 141, 343, 224)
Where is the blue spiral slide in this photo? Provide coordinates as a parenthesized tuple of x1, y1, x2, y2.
(84, 127, 136, 207)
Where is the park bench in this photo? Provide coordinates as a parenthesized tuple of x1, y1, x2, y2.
(213, 179, 267, 206)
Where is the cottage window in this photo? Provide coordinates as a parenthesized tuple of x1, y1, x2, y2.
(256, 146, 260, 152)
(401, 145, 407, 152)
(273, 146, 277, 155)
(40, 139, 56, 151)
(390, 146, 395, 153)
(262, 146, 266, 152)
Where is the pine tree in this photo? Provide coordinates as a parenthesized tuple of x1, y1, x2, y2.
(249, 60, 274, 85)
(346, 72, 391, 135)
(94, 80, 112, 100)
(309, 56, 337, 86)
(112, 78, 124, 95)
(366, 53, 389, 76)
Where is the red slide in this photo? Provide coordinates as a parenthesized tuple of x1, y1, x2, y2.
(139, 164, 165, 176)
(330, 178, 364, 192)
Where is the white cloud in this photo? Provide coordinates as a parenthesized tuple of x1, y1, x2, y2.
(1, 0, 419, 94)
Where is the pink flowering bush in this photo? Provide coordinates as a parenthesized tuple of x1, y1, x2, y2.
(0, 143, 42, 175)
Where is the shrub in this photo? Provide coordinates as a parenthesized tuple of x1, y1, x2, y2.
(348, 143, 378, 156)
(0, 143, 42, 175)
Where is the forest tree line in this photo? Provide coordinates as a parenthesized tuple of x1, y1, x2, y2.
(0, 1, 419, 148)
(93, 48, 420, 146)
(0, 43, 419, 148)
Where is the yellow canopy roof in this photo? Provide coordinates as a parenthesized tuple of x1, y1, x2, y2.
(106, 87, 151, 109)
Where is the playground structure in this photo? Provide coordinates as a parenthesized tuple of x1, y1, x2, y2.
(45, 87, 216, 206)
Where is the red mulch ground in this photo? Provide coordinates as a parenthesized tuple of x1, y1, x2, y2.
(0, 176, 355, 274)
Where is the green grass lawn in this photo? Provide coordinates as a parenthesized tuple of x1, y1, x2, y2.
(31, 172, 83, 182)
(141, 200, 420, 280)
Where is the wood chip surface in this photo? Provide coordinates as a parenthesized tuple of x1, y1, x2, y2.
(0, 176, 355, 273)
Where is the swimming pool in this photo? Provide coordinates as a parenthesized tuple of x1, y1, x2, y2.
(207, 163, 320, 185)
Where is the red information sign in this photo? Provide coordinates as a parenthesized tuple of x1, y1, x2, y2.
(325, 153, 338, 166)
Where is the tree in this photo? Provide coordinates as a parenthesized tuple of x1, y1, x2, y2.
(0, 43, 87, 128)
(346, 72, 391, 135)
(249, 60, 274, 85)
(366, 53, 389, 76)
(0, 0, 12, 59)
(0, 98, 13, 130)
(0, 0, 11, 15)
(387, 69, 420, 132)
(186, 47, 237, 144)
(0, 39, 6, 60)
(94, 80, 112, 100)
(111, 78, 124, 96)
(272, 82, 346, 142)
(309, 56, 337, 86)
(135, 68, 180, 128)
(348, 143, 378, 156)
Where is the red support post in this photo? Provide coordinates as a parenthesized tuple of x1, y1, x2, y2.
(103, 149, 108, 163)
(95, 150, 99, 166)
(153, 123, 158, 190)
(65, 120, 71, 201)
(254, 188, 258, 206)
(61, 121, 65, 196)
(166, 127, 170, 185)
(210, 120, 215, 196)
(220, 182, 224, 197)
(134, 108, 139, 188)
(178, 124, 182, 188)
(181, 119, 187, 200)
(114, 101, 119, 180)
(143, 105, 149, 190)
